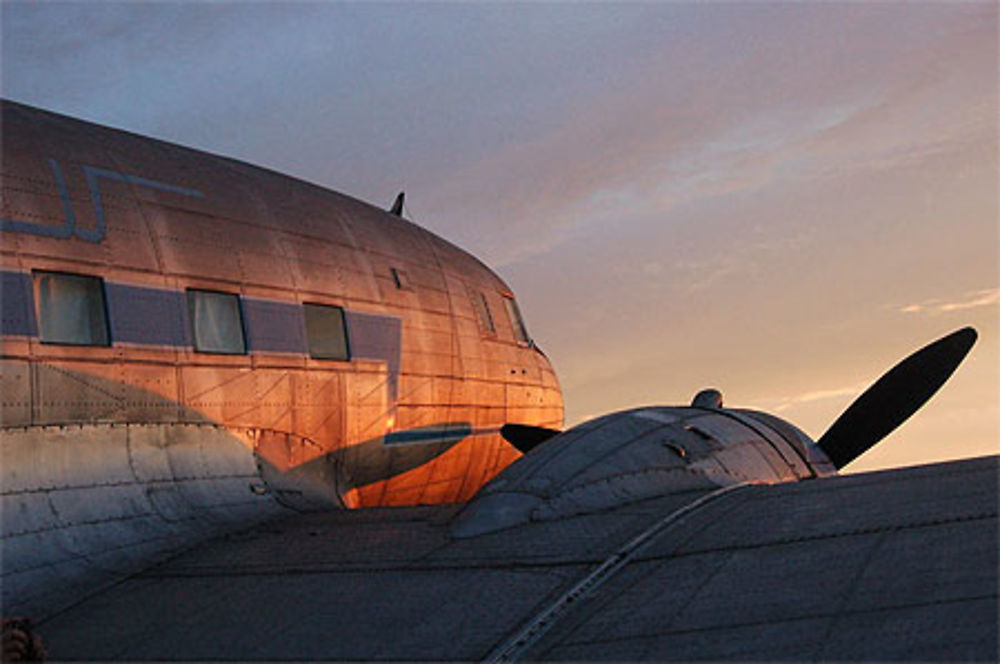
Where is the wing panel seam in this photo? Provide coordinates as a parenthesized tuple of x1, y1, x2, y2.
(483, 482, 753, 663)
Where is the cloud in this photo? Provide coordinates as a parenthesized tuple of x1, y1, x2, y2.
(670, 232, 813, 293)
(5, 2, 991, 276)
(419, 4, 995, 269)
(898, 289, 1000, 316)
(770, 385, 865, 413)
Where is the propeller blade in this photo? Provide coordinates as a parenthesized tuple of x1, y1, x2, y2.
(817, 327, 977, 469)
(500, 424, 560, 454)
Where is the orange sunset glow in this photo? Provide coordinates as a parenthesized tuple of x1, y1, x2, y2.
(3, 2, 997, 472)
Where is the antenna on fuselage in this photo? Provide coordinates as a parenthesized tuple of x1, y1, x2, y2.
(390, 192, 405, 217)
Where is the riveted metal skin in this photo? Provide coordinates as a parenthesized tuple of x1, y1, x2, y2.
(1, 423, 292, 616)
(1, 99, 563, 505)
(1, 101, 992, 659)
(0, 99, 562, 616)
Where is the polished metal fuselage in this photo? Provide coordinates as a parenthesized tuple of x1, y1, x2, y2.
(1, 99, 563, 507)
(0, 100, 565, 615)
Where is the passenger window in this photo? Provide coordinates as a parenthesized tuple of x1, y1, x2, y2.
(34, 271, 110, 346)
(470, 289, 496, 335)
(303, 303, 349, 360)
(503, 296, 531, 345)
(187, 289, 246, 354)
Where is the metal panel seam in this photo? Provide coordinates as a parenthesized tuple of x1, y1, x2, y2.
(483, 482, 753, 663)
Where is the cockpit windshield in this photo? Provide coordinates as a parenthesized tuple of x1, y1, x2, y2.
(503, 296, 531, 346)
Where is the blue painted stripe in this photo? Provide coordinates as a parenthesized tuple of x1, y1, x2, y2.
(345, 311, 402, 403)
(1, 271, 404, 405)
(384, 423, 472, 446)
(383, 424, 499, 447)
(106, 283, 187, 346)
(0, 272, 37, 336)
(243, 299, 307, 353)
(0, 271, 405, 412)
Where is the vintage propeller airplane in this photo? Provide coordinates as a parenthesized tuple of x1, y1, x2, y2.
(1, 99, 994, 661)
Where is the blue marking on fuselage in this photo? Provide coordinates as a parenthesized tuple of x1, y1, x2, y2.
(1, 159, 202, 244)
(383, 424, 501, 447)
(384, 424, 473, 446)
(81, 165, 203, 243)
(0, 271, 37, 337)
(0, 159, 76, 239)
(243, 299, 308, 354)
(344, 311, 402, 404)
(0, 270, 404, 407)
(106, 283, 187, 347)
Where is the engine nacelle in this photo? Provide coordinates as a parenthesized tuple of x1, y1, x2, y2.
(451, 402, 835, 538)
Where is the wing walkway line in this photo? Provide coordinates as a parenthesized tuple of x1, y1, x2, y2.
(483, 482, 754, 662)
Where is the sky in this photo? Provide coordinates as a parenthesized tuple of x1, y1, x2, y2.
(3, 1, 997, 473)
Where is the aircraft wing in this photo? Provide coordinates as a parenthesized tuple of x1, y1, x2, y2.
(37, 454, 997, 661)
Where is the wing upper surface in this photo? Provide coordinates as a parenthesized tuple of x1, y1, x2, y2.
(38, 456, 998, 661)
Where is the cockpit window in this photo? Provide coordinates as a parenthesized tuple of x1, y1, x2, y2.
(503, 296, 531, 346)
(34, 271, 110, 346)
(303, 302, 350, 360)
(470, 289, 496, 336)
(187, 289, 246, 354)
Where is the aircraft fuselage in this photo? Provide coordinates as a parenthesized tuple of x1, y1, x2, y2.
(0, 99, 563, 508)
